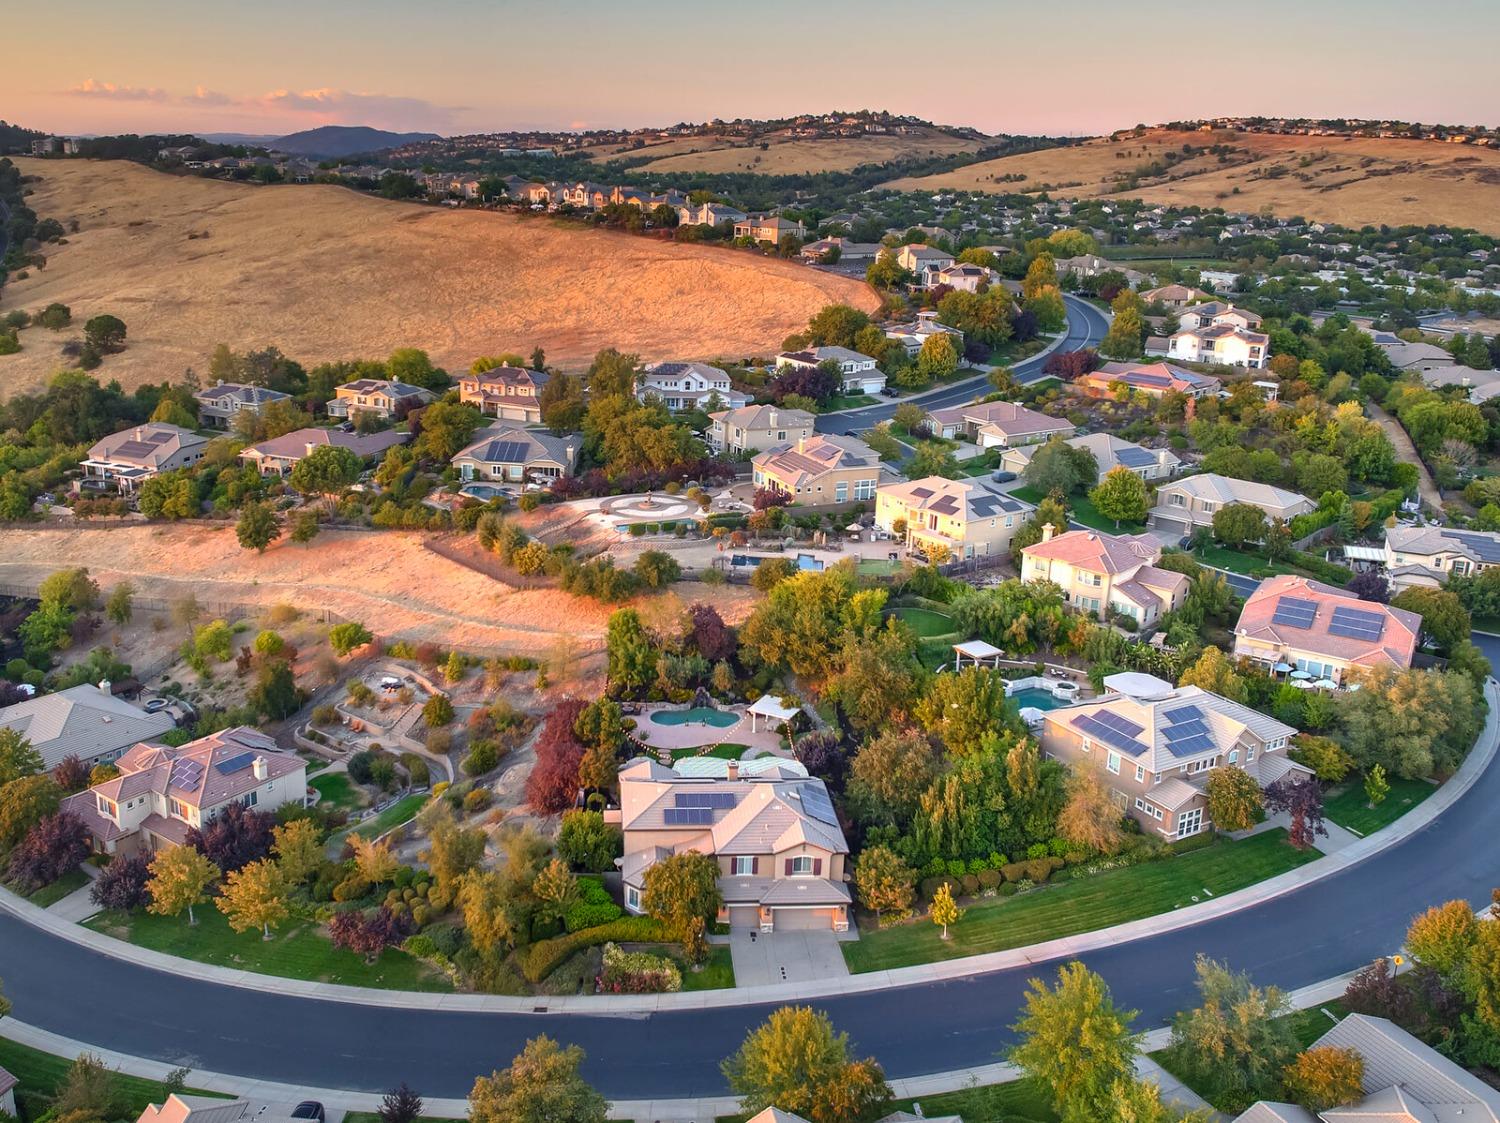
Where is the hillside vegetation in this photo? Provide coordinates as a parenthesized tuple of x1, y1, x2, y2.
(886, 127, 1500, 233)
(0, 157, 875, 397)
(587, 126, 988, 175)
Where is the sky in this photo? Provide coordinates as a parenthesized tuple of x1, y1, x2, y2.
(6, 0, 1499, 139)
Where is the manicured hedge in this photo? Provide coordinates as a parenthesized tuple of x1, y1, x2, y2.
(517, 916, 667, 982)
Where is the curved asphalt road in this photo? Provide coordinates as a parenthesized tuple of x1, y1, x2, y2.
(815, 294, 1110, 436)
(3, 668, 1497, 1098)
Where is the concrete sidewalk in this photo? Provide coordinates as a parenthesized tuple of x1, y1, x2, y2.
(45, 878, 101, 924)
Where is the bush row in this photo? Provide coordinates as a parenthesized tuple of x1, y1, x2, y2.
(516, 916, 667, 983)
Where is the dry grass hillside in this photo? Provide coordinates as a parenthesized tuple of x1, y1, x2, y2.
(586, 127, 986, 175)
(885, 128, 1500, 233)
(0, 158, 876, 397)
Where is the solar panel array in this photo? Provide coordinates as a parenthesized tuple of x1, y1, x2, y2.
(675, 792, 736, 809)
(216, 751, 256, 774)
(663, 807, 714, 826)
(1115, 446, 1159, 469)
(1328, 605, 1386, 642)
(1161, 703, 1216, 758)
(799, 785, 839, 826)
(1271, 596, 1318, 630)
(1071, 711, 1148, 758)
(1162, 704, 1204, 723)
(169, 759, 204, 791)
(485, 440, 531, 464)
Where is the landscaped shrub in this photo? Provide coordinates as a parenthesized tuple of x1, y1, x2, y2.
(977, 869, 1001, 890)
(1023, 856, 1064, 883)
(517, 916, 667, 983)
(332, 874, 372, 902)
(400, 753, 430, 787)
(960, 874, 980, 896)
(918, 875, 961, 901)
(462, 788, 492, 813)
(1001, 862, 1027, 883)
(462, 739, 501, 776)
(563, 877, 624, 932)
(595, 942, 681, 994)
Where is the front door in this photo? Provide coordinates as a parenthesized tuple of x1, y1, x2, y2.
(1177, 807, 1203, 838)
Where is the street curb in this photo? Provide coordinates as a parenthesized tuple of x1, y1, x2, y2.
(2, 680, 1493, 1015)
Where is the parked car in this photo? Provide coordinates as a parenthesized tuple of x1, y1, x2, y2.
(991, 470, 1017, 483)
(291, 1103, 325, 1123)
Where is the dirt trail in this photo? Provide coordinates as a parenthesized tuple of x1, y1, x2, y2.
(1366, 403, 1442, 511)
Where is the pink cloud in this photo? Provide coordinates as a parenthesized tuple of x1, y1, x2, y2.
(66, 78, 170, 102)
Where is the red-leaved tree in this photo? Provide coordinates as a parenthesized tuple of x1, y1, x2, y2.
(8, 811, 91, 891)
(187, 800, 276, 873)
(1264, 776, 1328, 849)
(687, 604, 736, 662)
(526, 699, 589, 814)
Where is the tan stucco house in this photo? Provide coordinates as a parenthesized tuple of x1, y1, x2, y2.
(1020, 525, 1189, 627)
(1001, 432, 1181, 484)
(81, 423, 209, 495)
(193, 382, 293, 429)
(1232, 574, 1420, 684)
(325, 379, 435, 422)
(0, 683, 175, 772)
(924, 400, 1073, 449)
(707, 404, 814, 456)
(752, 433, 884, 503)
(1378, 524, 1500, 593)
(1148, 474, 1314, 538)
(450, 425, 578, 485)
(239, 427, 410, 476)
(457, 366, 550, 425)
(875, 476, 1032, 561)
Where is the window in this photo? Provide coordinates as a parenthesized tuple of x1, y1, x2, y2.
(791, 856, 814, 875)
(732, 857, 755, 876)
(1106, 751, 1120, 775)
(1228, 750, 1239, 765)
(626, 886, 641, 911)
(1246, 746, 1256, 762)
(170, 798, 188, 818)
(1169, 493, 1186, 507)
(835, 482, 848, 503)
(1135, 764, 1145, 782)
(854, 479, 876, 501)
(1177, 807, 1204, 838)
(1080, 738, 1092, 754)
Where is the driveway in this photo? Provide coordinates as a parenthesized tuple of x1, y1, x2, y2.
(727, 927, 851, 988)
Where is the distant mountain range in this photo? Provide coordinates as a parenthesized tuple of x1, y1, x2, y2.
(271, 126, 442, 158)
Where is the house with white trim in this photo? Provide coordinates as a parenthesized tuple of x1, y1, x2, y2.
(637, 362, 750, 413)
(775, 347, 886, 395)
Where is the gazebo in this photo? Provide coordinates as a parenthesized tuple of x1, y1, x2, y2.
(952, 638, 1003, 672)
(748, 694, 800, 733)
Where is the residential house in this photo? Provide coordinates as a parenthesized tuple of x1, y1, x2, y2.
(612, 757, 851, 932)
(775, 347, 887, 395)
(80, 424, 209, 495)
(1148, 473, 1314, 538)
(744, 1110, 962, 1123)
(1232, 574, 1421, 683)
(1055, 254, 1148, 288)
(931, 261, 992, 292)
(677, 201, 748, 227)
(1020, 524, 1190, 627)
(1154, 301, 1270, 368)
(1040, 672, 1303, 839)
(193, 382, 292, 429)
(239, 428, 410, 476)
(707, 404, 814, 455)
(60, 726, 306, 858)
(0, 1067, 13, 1118)
(457, 365, 550, 425)
(450, 425, 578, 486)
(894, 243, 955, 286)
(1141, 284, 1212, 311)
(752, 433, 883, 503)
(885, 311, 964, 357)
(733, 215, 806, 243)
(137, 1095, 259, 1123)
(923, 400, 1074, 449)
(1000, 432, 1181, 483)
(0, 683, 176, 772)
(1419, 363, 1500, 403)
(1078, 361, 1222, 400)
(875, 476, 1032, 561)
(325, 379, 435, 422)
(565, 181, 611, 209)
(1378, 524, 1500, 592)
(1231, 1013, 1500, 1123)
(637, 361, 750, 412)
(798, 237, 880, 263)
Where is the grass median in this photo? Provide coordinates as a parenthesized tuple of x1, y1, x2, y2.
(843, 830, 1318, 974)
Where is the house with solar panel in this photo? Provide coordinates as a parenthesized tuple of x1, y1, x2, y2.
(875, 476, 1032, 561)
(1078, 361, 1222, 401)
(1376, 524, 1500, 594)
(80, 423, 209, 495)
(1232, 575, 1421, 684)
(999, 432, 1181, 485)
(1040, 672, 1305, 839)
(752, 433, 886, 503)
(450, 426, 578, 486)
(636, 361, 751, 413)
(60, 727, 307, 858)
(612, 757, 851, 932)
(193, 382, 293, 429)
(1148, 473, 1315, 540)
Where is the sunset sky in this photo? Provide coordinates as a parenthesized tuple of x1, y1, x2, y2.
(7, 0, 1499, 139)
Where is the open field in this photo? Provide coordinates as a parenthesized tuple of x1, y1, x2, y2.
(584, 126, 987, 174)
(886, 128, 1500, 234)
(0, 157, 877, 398)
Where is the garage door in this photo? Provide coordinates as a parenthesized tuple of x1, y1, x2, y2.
(772, 908, 832, 932)
(726, 906, 760, 929)
(1149, 513, 1191, 537)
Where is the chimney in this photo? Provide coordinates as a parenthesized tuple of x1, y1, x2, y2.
(769, 410, 778, 427)
(1041, 522, 1056, 543)
(797, 436, 807, 454)
(98, 679, 112, 695)
(252, 757, 268, 781)
(726, 760, 739, 781)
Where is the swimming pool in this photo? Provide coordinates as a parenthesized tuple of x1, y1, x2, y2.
(649, 707, 741, 728)
(1010, 687, 1070, 712)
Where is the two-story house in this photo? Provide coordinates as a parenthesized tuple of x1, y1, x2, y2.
(884, 311, 964, 357)
(193, 382, 293, 429)
(0, 682, 175, 772)
(1041, 672, 1305, 839)
(1148, 474, 1314, 539)
(1154, 301, 1270, 368)
(707, 404, 814, 456)
(752, 433, 884, 503)
(239, 428, 410, 476)
(1378, 524, 1500, 593)
(894, 243, 955, 285)
(637, 361, 751, 413)
(677, 201, 748, 228)
(457, 366, 550, 425)
(1078, 361, 1222, 400)
(930, 261, 992, 292)
(732, 215, 807, 243)
(325, 379, 435, 422)
(875, 476, 1032, 561)
(1020, 525, 1189, 628)
(450, 425, 578, 486)
(1232, 575, 1420, 684)
(612, 757, 851, 932)
(81, 424, 209, 495)
(1000, 432, 1181, 484)
(924, 400, 1074, 449)
(60, 726, 307, 858)
(775, 347, 886, 395)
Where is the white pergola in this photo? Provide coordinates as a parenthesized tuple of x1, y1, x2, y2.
(748, 694, 800, 733)
(953, 638, 1003, 671)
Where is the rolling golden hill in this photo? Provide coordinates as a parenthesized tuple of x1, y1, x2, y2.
(585, 126, 987, 175)
(0, 158, 876, 398)
(884, 128, 1500, 234)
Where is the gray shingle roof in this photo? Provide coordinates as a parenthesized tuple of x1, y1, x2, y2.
(0, 684, 177, 769)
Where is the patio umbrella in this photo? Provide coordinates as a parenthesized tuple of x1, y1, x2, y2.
(1313, 678, 1338, 690)
(1292, 679, 1316, 690)
(1273, 662, 1294, 673)
(1289, 670, 1313, 680)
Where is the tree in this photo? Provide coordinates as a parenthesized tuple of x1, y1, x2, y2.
(291, 511, 320, 544)
(557, 809, 622, 873)
(1212, 502, 1268, 549)
(0, 774, 62, 847)
(1024, 434, 1094, 496)
(1057, 767, 1124, 855)
(52, 1053, 128, 1122)
(642, 850, 721, 957)
(1010, 961, 1141, 1123)
(235, 500, 281, 553)
(0, 728, 43, 787)
(7, 811, 90, 891)
(722, 1005, 893, 1123)
(930, 881, 962, 940)
(634, 549, 681, 589)
(351, 834, 400, 885)
(90, 853, 151, 911)
(1100, 305, 1145, 359)
(252, 659, 300, 720)
(526, 698, 588, 813)
(686, 603, 735, 662)
(104, 581, 134, 626)
(1177, 645, 1249, 702)
(1405, 899, 1478, 976)
(216, 857, 289, 938)
(914, 666, 1014, 757)
(1391, 587, 1471, 651)
(38, 567, 100, 612)
(531, 857, 579, 924)
(413, 397, 481, 461)
(469, 1036, 607, 1123)
(288, 445, 361, 506)
(84, 314, 127, 352)
(1089, 466, 1149, 528)
(329, 621, 373, 656)
(420, 805, 487, 894)
(1263, 776, 1328, 850)
(147, 845, 219, 925)
(187, 800, 275, 872)
(1364, 764, 1390, 808)
(1283, 1046, 1364, 1113)
(1205, 766, 1263, 831)
(378, 1082, 424, 1123)
(847, 730, 941, 829)
(606, 608, 657, 692)
(271, 818, 323, 885)
(916, 332, 959, 382)
(1167, 956, 1298, 1111)
(853, 845, 914, 920)
(1346, 568, 1389, 603)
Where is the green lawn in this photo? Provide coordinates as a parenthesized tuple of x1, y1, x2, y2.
(1192, 544, 1301, 577)
(0, 1038, 232, 1122)
(1011, 486, 1145, 534)
(843, 830, 1319, 973)
(24, 867, 90, 908)
(85, 906, 452, 992)
(1323, 775, 1436, 837)
(821, 393, 879, 412)
(669, 742, 749, 762)
(856, 558, 906, 577)
(891, 606, 958, 638)
(716, 1077, 1057, 1123)
(345, 793, 429, 841)
(679, 944, 735, 991)
(308, 771, 368, 813)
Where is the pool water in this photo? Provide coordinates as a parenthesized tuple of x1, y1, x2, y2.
(1011, 687, 1069, 711)
(650, 707, 740, 728)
